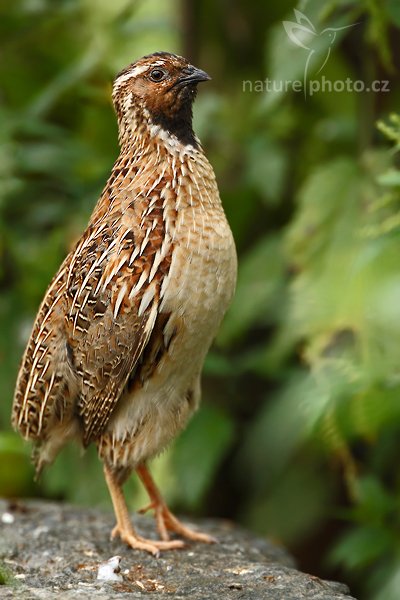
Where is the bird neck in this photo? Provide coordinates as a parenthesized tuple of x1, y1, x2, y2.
(117, 106, 200, 157)
(150, 103, 197, 148)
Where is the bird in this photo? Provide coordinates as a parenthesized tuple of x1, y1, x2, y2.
(11, 51, 237, 556)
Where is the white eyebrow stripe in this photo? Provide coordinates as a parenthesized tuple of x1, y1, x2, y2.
(114, 64, 148, 87)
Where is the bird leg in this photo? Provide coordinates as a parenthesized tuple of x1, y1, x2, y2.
(136, 463, 217, 544)
(103, 464, 184, 556)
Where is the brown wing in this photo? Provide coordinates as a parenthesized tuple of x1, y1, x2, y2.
(64, 222, 159, 444)
(12, 259, 73, 440)
(66, 182, 173, 444)
(13, 188, 172, 446)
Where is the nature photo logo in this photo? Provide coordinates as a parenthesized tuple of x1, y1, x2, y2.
(282, 9, 356, 96)
(242, 9, 390, 98)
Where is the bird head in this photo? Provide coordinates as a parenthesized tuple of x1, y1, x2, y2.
(112, 52, 211, 147)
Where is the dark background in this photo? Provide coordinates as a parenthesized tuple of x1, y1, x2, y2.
(1, 1, 400, 598)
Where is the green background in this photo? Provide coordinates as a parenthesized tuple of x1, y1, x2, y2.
(1, 1, 400, 598)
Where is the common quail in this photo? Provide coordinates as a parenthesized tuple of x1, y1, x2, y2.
(12, 52, 237, 555)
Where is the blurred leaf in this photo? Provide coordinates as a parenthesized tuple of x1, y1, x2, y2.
(0, 432, 34, 497)
(218, 235, 285, 345)
(385, 0, 400, 27)
(171, 405, 235, 509)
(246, 136, 288, 204)
(374, 567, 400, 600)
(244, 457, 333, 544)
(376, 169, 400, 187)
(331, 525, 395, 570)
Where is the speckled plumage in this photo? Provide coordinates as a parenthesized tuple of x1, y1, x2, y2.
(12, 52, 237, 554)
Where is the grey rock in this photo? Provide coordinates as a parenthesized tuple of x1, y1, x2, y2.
(0, 499, 356, 599)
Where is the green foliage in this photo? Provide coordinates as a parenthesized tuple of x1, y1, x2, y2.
(171, 405, 235, 509)
(2, 2, 400, 599)
(0, 562, 14, 586)
(0, 432, 35, 497)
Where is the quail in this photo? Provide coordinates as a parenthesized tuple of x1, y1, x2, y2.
(12, 52, 237, 555)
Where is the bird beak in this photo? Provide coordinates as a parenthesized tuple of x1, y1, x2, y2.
(178, 65, 211, 85)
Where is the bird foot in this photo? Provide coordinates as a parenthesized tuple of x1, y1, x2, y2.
(142, 502, 217, 544)
(135, 465, 217, 545)
(111, 524, 185, 556)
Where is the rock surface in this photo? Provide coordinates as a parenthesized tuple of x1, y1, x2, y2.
(0, 499, 356, 599)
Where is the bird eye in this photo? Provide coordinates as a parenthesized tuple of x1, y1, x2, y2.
(149, 68, 168, 82)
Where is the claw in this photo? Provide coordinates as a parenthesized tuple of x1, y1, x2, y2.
(136, 464, 218, 546)
(104, 464, 185, 556)
(112, 525, 185, 556)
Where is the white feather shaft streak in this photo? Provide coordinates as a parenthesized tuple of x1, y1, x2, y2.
(113, 283, 128, 319)
(138, 283, 156, 317)
(34, 278, 66, 344)
(129, 246, 140, 266)
(144, 166, 166, 197)
(148, 238, 170, 282)
(32, 329, 51, 360)
(144, 302, 158, 336)
(128, 271, 148, 299)
(37, 372, 56, 433)
(140, 227, 152, 254)
(100, 262, 122, 294)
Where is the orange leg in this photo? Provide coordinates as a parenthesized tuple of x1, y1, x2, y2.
(136, 463, 217, 544)
(103, 464, 184, 556)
